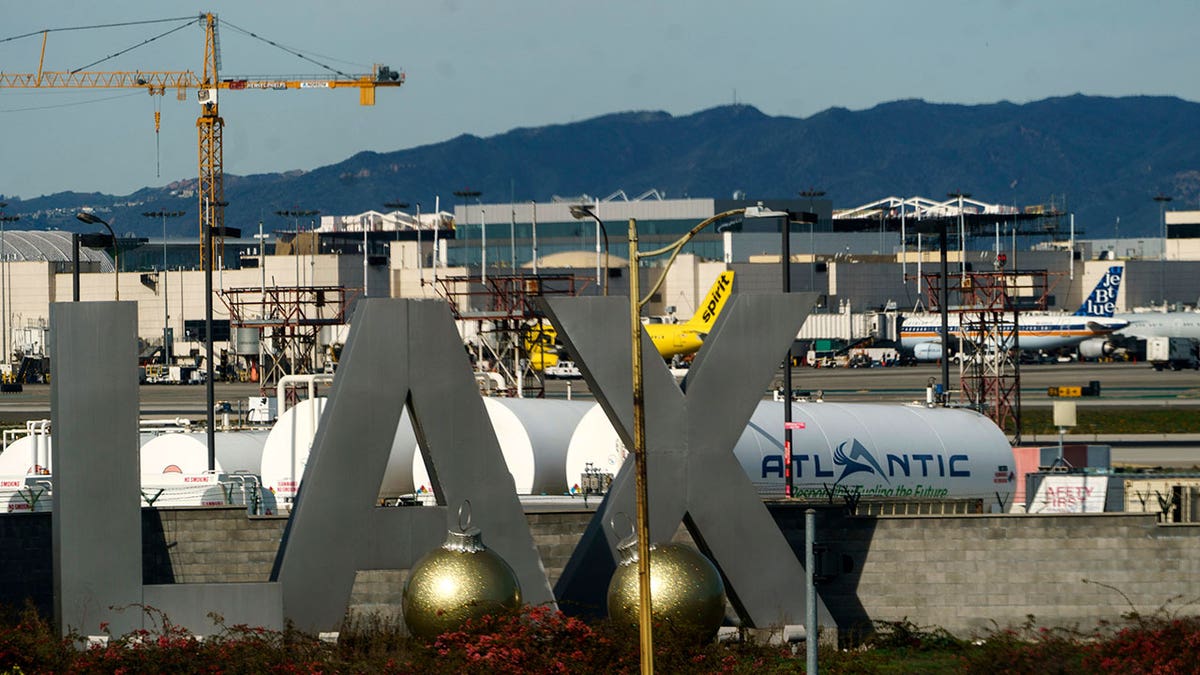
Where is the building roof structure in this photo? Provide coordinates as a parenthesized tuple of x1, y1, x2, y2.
(1, 231, 114, 271)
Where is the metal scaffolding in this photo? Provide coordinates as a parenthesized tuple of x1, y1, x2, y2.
(435, 273, 579, 397)
(920, 268, 1060, 442)
(222, 285, 358, 390)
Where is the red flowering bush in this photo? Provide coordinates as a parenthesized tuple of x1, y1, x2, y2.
(430, 604, 636, 673)
(0, 603, 74, 673)
(957, 619, 1089, 674)
(1082, 616, 1200, 674)
(9, 598, 1200, 673)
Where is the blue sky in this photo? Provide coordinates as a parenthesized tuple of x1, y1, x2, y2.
(2, 1, 1197, 200)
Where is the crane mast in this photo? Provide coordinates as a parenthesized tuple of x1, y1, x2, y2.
(0, 11, 404, 266)
(198, 12, 224, 268)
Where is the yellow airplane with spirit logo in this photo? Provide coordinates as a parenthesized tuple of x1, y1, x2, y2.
(525, 271, 736, 369)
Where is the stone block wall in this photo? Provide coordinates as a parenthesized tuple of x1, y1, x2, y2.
(143, 507, 288, 584)
(0, 512, 51, 617)
(771, 505, 1200, 637)
(6, 504, 1200, 638)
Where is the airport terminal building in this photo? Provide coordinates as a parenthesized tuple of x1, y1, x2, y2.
(0, 196, 1198, 374)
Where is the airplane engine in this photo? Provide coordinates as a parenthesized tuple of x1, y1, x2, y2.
(913, 342, 944, 362)
(1077, 338, 1114, 360)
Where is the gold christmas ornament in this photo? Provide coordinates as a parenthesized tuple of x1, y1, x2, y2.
(607, 538, 727, 642)
(402, 502, 523, 640)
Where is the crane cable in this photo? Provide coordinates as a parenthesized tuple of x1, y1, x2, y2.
(0, 16, 199, 44)
(70, 18, 200, 73)
(219, 19, 356, 79)
(0, 91, 143, 114)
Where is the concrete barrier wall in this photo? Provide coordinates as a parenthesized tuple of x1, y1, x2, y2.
(4, 505, 1198, 636)
(773, 507, 1200, 636)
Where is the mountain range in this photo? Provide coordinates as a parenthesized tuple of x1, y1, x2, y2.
(3, 94, 1198, 240)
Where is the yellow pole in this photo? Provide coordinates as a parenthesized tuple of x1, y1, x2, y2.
(628, 217, 654, 674)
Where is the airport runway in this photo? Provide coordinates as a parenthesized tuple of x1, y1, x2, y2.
(546, 360, 1200, 406)
(0, 361, 1195, 466)
(0, 361, 1193, 425)
(771, 361, 1200, 406)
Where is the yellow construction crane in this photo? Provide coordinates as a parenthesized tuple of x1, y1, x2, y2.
(0, 12, 404, 265)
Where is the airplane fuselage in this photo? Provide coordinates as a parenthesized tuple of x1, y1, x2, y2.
(646, 326, 705, 359)
(1112, 312, 1200, 340)
(900, 315, 1129, 353)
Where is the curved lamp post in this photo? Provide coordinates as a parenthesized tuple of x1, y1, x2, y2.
(75, 212, 119, 300)
(569, 203, 609, 296)
(625, 205, 780, 673)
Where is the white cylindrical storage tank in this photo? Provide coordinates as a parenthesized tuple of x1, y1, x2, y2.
(139, 431, 267, 476)
(140, 476, 234, 507)
(0, 432, 157, 476)
(380, 409, 419, 499)
(564, 401, 1013, 505)
(564, 403, 626, 492)
(3, 486, 52, 513)
(232, 326, 260, 355)
(259, 397, 327, 500)
(739, 402, 1013, 504)
(0, 435, 48, 476)
(258, 398, 423, 503)
(412, 398, 589, 496)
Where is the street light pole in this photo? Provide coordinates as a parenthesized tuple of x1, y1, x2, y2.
(781, 210, 793, 498)
(275, 209, 319, 290)
(203, 208, 237, 472)
(0, 205, 18, 363)
(143, 210, 185, 366)
(72, 234, 81, 301)
(362, 215, 370, 298)
(1154, 194, 1172, 307)
(531, 201, 539, 276)
(383, 200, 411, 283)
(453, 189, 483, 279)
(205, 199, 216, 470)
(626, 217, 653, 673)
(75, 212, 119, 301)
(626, 206, 772, 674)
(948, 191, 971, 287)
(569, 203, 610, 296)
(799, 189, 825, 291)
(253, 221, 268, 382)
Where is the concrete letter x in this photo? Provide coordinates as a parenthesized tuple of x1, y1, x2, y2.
(542, 291, 830, 627)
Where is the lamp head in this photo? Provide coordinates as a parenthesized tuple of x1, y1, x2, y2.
(78, 233, 114, 248)
(743, 204, 788, 219)
(76, 212, 107, 226)
(569, 204, 596, 220)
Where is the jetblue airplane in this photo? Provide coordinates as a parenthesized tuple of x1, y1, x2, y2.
(900, 267, 1128, 361)
(1075, 266, 1200, 358)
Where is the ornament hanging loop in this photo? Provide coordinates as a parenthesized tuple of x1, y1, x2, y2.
(457, 500, 473, 533)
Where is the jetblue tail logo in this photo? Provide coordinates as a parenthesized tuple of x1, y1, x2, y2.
(832, 438, 889, 487)
(1073, 266, 1123, 317)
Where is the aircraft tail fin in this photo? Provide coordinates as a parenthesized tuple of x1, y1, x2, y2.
(686, 271, 735, 331)
(523, 321, 559, 371)
(1073, 266, 1123, 317)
